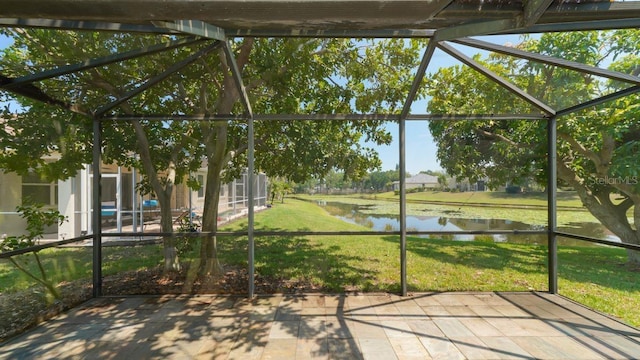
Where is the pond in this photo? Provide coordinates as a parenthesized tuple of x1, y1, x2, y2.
(319, 201, 620, 246)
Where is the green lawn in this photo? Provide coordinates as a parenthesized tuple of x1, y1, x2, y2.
(1, 197, 638, 327)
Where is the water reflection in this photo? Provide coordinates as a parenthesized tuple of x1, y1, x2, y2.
(321, 201, 619, 246)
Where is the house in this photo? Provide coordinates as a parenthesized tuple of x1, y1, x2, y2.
(0, 164, 268, 240)
(392, 173, 439, 191)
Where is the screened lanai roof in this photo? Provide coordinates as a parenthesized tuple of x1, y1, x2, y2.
(1, 0, 640, 298)
(2, 0, 640, 119)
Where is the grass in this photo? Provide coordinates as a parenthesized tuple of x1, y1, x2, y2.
(1, 198, 638, 327)
(0, 245, 165, 295)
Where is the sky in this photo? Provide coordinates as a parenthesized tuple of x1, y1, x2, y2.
(364, 36, 524, 174)
(0, 32, 524, 175)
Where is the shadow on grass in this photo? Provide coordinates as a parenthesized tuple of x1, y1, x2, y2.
(216, 227, 380, 293)
(386, 235, 547, 271)
(557, 245, 640, 292)
(379, 234, 638, 293)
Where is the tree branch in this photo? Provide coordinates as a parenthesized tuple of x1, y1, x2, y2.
(473, 128, 527, 148)
(558, 131, 601, 167)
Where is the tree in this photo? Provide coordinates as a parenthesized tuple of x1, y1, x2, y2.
(0, 203, 67, 299)
(1, 30, 207, 271)
(1, 30, 425, 276)
(437, 173, 448, 191)
(364, 169, 400, 192)
(426, 30, 640, 264)
(269, 177, 292, 204)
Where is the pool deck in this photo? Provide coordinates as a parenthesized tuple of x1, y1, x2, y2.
(2, 292, 640, 359)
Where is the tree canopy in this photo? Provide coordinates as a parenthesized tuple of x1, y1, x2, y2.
(1, 30, 425, 273)
(426, 30, 640, 264)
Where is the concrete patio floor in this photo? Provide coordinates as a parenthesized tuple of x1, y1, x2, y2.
(1, 292, 640, 359)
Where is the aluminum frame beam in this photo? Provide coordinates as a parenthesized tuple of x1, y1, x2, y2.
(557, 85, 640, 117)
(0, 73, 84, 114)
(398, 114, 407, 296)
(524, 0, 555, 27)
(438, 42, 556, 116)
(3, 0, 640, 33)
(0, 18, 178, 34)
(547, 116, 558, 294)
(221, 41, 254, 117)
(94, 41, 222, 117)
(509, 18, 640, 34)
(400, 40, 436, 119)
(229, 29, 436, 38)
(153, 20, 226, 41)
(99, 113, 547, 122)
(433, 18, 523, 42)
(1, 37, 204, 89)
(92, 117, 103, 297)
(453, 38, 640, 86)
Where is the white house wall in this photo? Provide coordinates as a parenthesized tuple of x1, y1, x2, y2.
(57, 173, 82, 240)
(1, 166, 268, 240)
(0, 171, 24, 236)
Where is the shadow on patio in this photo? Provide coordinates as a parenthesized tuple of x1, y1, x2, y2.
(2, 292, 640, 359)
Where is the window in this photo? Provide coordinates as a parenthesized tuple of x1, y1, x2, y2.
(197, 174, 204, 198)
(22, 172, 57, 206)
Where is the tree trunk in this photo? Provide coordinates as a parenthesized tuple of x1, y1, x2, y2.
(199, 164, 224, 276)
(629, 201, 640, 266)
(159, 190, 180, 271)
(130, 119, 180, 271)
(558, 161, 640, 266)
(198, 123, 228, 277)
(197, 38, 254, 277)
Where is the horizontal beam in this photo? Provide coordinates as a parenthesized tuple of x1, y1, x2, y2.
(99, 229, 548, 238)
(501, 18, 640, 35)
(433, 18, 522, 42)
(0, 18, 177, 33)
(153, 20, 226, 41)
(1, 1, 639, 34)
(227, 28, 436, 38)
(101, 113, 546, 122)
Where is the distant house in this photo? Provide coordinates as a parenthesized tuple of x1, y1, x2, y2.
(392, 173, 439, 191)
(447, 177, 488, 192)
(0, 164, 267, 240)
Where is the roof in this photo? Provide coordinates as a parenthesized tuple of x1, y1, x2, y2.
(407, 173, 439, 184)
(392, 173, 439, 185)
(1, 0, 639, 36)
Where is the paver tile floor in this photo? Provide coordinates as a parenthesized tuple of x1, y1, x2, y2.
(1, 292, 639, 359)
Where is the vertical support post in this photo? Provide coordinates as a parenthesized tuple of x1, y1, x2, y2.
(399, 117, 407, 296)
(116, 166, 122, 233)
(92, 117, 103, 297)
(547, 116, 558, 294)
(248, 116, 256, 298)
(132, 167, 138, 232)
